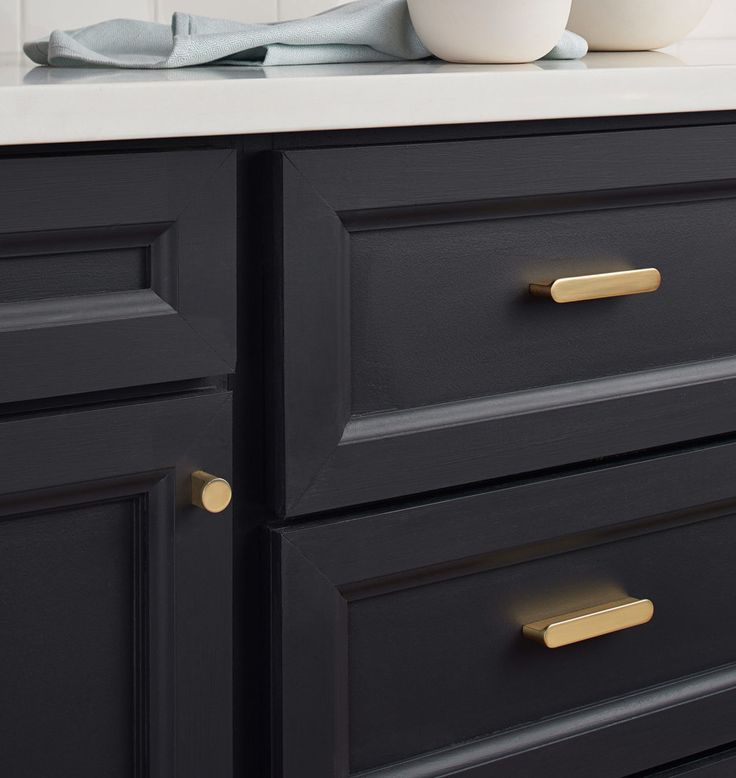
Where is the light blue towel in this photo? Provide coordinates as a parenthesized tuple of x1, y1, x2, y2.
(24, 0, 587, 69)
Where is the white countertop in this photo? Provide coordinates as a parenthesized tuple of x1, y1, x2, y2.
(2, 39, 736, 145)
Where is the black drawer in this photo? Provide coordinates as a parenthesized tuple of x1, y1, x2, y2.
(272, 439, 736, 777)
(647, 748, 736, 776)
(0, 150, 235, 402)
(276, 124, 736, 515)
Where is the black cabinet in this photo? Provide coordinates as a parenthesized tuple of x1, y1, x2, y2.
(0, 143, 239, 778)
(0, 389, 233, 776)
(6, 114, 736, 778)
(267, 118, 736, 774)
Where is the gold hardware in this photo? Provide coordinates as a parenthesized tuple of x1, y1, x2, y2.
(529, 268, 661, 303)
(522, 597, 654, 649)
(191, 471, 232, 514)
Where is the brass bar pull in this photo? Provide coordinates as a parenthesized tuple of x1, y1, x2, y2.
(529, 268, 661, 303)
(522, 597, 654, 649)
(191, 471, 232, 514)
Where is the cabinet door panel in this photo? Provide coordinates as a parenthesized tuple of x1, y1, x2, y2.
(0, 392, 232, 778)
(1, 499, 140, 778)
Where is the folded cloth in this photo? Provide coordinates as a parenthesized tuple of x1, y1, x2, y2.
(24, 0, 587, 69)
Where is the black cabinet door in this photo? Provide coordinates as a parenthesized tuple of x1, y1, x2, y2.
(0, 391, 232, 778)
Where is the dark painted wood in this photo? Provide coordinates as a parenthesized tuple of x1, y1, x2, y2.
(275, 124, 736, 515)
(277, 155, 351, 510)
(644, 748, 736, 776)
(0, 241, 147, 302)
(233, 134, 276, 778)
(7, 115, 736, 778)
(283, 124, 736, 210)
(0, 391, 233, 778)
(272, 438, 736, 777)
(360, 669, 736, 778)
(347, 199, 736, 413)
(0, 150, 236, 403)
(0, 499, 141, 777)
(272, 110, 736, 151)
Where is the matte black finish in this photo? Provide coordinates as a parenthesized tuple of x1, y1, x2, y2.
(0, 392, 233, 778)
(272, 439, 736, 777)
(643, 748, 736, 776)
(0, 151, 236, 403)
(7, 113, 736, 778)
(276, 124, 736, 515)
(1, 500, 138, 777)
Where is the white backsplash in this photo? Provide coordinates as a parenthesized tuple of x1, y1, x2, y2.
(4, 0, 735, 52)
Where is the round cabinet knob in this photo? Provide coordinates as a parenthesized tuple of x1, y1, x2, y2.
(191, 471, 232, 514)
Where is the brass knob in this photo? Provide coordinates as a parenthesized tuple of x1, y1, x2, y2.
(191, 471, 232, 514)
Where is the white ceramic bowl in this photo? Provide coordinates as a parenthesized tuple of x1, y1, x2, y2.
(568, 0, 713, 51)
(407, 0, 573, 64)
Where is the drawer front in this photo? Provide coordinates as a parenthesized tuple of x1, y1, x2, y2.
(277, 124, 736, 515)
(648, 749, 736, 776)
(0, 150, 235, 402)
(272, 440, 736, 777)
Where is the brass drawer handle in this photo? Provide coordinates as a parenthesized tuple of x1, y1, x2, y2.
(191, 471, 232, 514)
(529, 268, 661, 303)
(522, 597, 654, 649)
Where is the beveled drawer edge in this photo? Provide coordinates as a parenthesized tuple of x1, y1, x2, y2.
(356, 664, 736, 778)
(649, 746, 736, 776)
(342, 354, 736, 444)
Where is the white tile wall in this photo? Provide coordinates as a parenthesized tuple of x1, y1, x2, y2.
(157, 0, 277, 24)
(5, 0, 736, 51)
(0, 0, 19, 52)
(278, 0, 342, 21)
(23, 0, 153, 42)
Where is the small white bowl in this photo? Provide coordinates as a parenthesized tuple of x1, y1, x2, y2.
(407, 0, 573, 64)
(568, 0, 713, 51)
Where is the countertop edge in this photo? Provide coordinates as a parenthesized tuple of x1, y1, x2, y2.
(2, 59, 736, 145)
